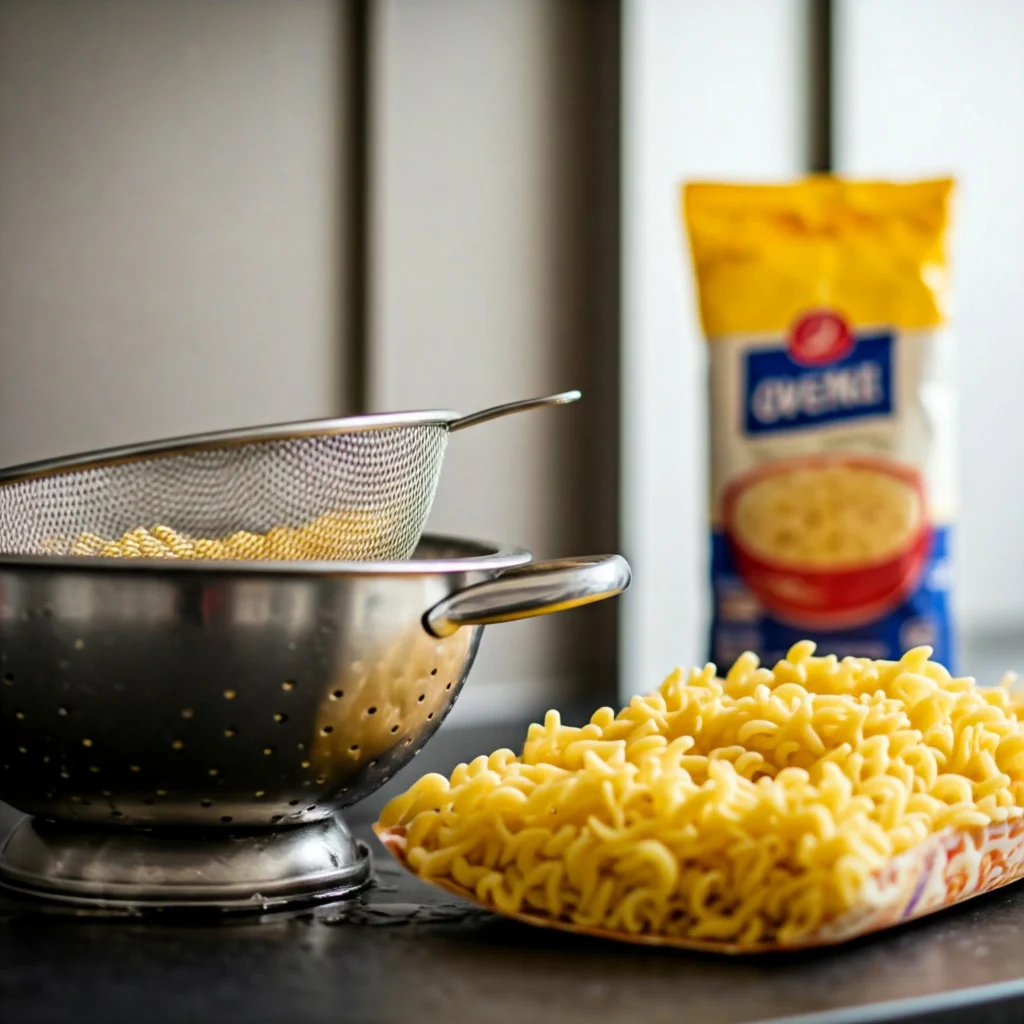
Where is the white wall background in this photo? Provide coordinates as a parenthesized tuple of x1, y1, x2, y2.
(834, 0, 1024, 633)
(6, 0, 1017, 718)
(620, 0, 810, 699)
(0, 0, 347, 467)
(621, 0, 1024, 700)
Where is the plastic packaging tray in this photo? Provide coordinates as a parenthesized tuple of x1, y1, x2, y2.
(375, 817, 1024, 954)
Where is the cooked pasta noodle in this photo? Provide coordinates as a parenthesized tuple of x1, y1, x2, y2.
(47, 509, 379, 561)
(379, 642, 1024, 945)
(732, 465, 921, 568)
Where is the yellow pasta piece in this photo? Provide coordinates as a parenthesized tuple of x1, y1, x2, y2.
(379, 642, 1024, 946)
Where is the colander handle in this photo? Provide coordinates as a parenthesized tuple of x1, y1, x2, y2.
(423, 554, 631, 638)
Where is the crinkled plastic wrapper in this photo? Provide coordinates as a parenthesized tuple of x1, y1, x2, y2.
(682, 177, 958, 670)
(374, 818, 1024, 954)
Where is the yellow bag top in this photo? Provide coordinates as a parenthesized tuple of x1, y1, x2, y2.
(682, 176, 954, 338)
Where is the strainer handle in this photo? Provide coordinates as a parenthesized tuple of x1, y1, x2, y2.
(423, 554, 631, 638)
(447, 390, 582, 432)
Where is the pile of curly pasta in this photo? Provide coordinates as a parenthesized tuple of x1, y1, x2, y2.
(379, 642, 1024, 946)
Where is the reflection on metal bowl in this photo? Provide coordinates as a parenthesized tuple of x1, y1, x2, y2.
(0, 535, 630, 910)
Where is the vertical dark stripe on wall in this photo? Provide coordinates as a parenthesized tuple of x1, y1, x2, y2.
(807, 0, 833, 173)
(555, 0, 622, 707)
(344, 0, 371, 414)
(588, 0, 623, 703)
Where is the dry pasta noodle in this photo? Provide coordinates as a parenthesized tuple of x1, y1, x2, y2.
(732, 464, 922, 568)
(378, 642, 1024, 947)
(45, 509, 380, 561)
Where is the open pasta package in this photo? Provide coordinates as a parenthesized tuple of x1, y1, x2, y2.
(375, 643, 1024, 954)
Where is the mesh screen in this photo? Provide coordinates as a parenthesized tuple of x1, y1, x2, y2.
(0, 426, 449, 562)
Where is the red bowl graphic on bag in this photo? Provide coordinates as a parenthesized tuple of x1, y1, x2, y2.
(721, 455, 933, 630)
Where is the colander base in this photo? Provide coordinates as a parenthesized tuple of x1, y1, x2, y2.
(0, 813, 371, 913)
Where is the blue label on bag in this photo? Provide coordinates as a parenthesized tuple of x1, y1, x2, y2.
(744, 333, 894, 436)
(708, 526, 955, 670)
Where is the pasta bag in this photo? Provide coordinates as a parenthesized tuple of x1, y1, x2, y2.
(682, 177, 956, 668)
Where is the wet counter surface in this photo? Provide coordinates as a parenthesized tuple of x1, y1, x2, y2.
(3, 631, 1024, 1024)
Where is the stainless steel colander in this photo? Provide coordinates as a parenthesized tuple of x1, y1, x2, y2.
(0, 391, 580, 563)
(0, 535, 630, 911)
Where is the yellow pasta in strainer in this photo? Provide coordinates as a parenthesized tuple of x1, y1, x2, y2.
(46, 509, 381, 561)
(379, 642, 1024, 946)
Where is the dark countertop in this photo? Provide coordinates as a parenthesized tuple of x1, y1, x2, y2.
(2, 714, 1023, 1024)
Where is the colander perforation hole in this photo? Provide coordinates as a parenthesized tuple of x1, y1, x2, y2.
(57, 706, 69, 716)
(321, 725, 333, 735)
(366, 706, 377, 716)
(417, 694, 425, 703)
(430, 668, 437, 677)
(273, 713, 288, 723)
(390, 725, 399, 733)
(2, 672, 13, 685)
(181, 708, 195, 719)
(331, 690, 344, 700)
(17, 745, 27, 754)
(270, 814, 283, 823)
(223, 689, 237, 701)
(282, 680, 296, 692)
(288, 799, 300, 806)
(200, 799, 213, 808)
(224, 727, 237, 738)
(220, 816, 233, 823)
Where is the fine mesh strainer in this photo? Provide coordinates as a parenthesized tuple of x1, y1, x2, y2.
(0, 390, 580, 562)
